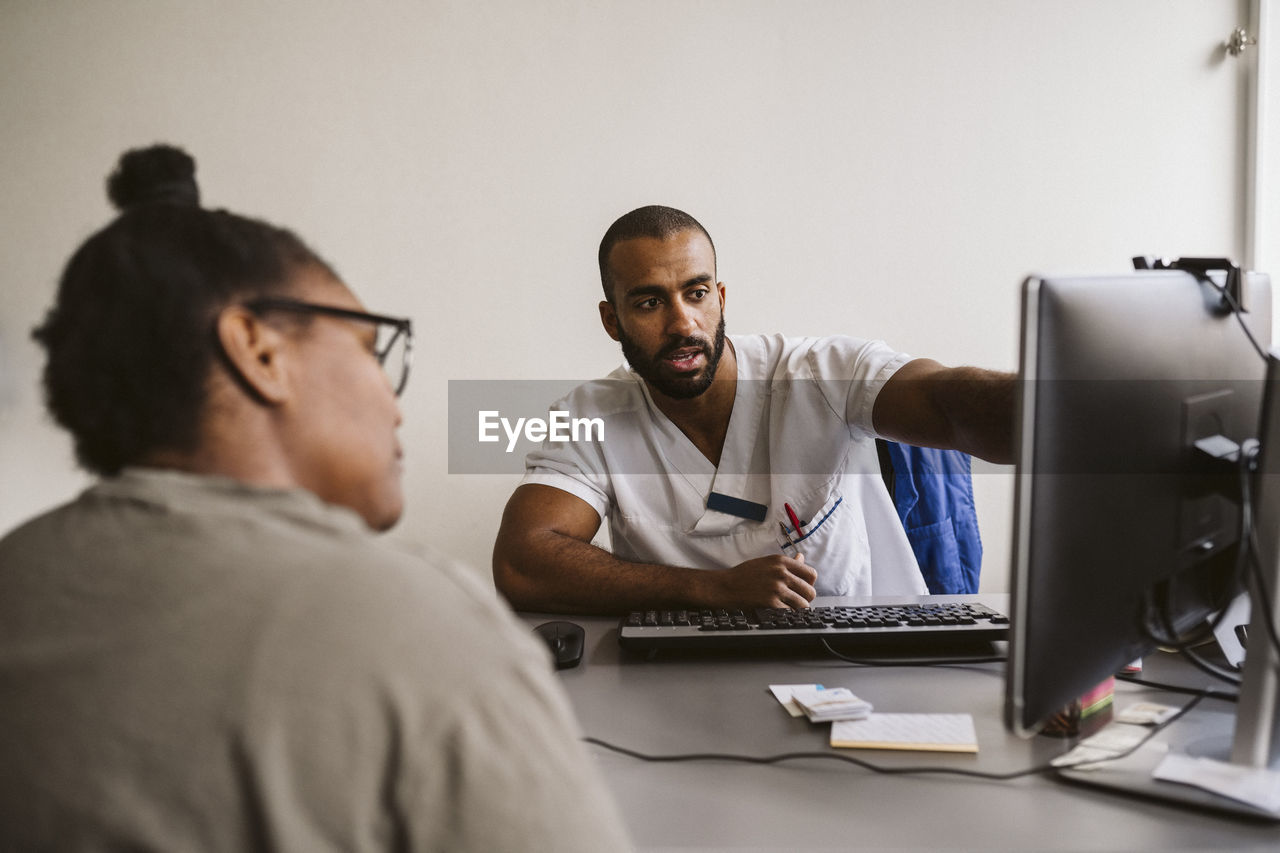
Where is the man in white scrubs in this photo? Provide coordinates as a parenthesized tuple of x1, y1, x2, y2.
(493, 206, 1013, 614)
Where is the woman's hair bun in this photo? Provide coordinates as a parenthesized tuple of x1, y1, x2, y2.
(106, 144, 200, 211)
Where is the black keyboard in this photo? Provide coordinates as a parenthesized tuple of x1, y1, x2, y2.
(618, 601, 1009, 651)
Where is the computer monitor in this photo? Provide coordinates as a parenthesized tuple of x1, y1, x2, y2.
(1005, 267, 1280, 817)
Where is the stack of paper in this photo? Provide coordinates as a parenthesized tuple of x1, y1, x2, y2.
(788, 686, 872, 723)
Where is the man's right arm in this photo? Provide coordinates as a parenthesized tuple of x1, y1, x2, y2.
(492, 483, 817, 615)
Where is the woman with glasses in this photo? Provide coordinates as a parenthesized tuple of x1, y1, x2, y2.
(34, 144, 414, 533)
(0, 145, 629, 851)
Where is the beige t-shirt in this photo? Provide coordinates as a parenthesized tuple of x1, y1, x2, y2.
(0, 468, 630, 851)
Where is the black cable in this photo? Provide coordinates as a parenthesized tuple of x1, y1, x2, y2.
(1246, 527, 1280, 658)
(1114, 672, 1238, 702)
(1138, 528, 1243, 654)
(584, 735, 1052, 781)
(1172, 643, 1242, 686)
(1214, 271, 1280, 657)
(583, 690, 1212, 782)
(1240, 457, 1280, 658)
(1207, 272, 1268, 362)
(1138, 576, 1243, 687)
(1135, 435, 1259, 687)
(1142, 600, 1223, 650)
(1154, 591, 1242, 687)
(1213, 268, 1280, 661)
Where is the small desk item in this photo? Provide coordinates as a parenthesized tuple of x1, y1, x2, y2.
(533, 620, 585, 669)
(830, 713, 978, 753)
(768, 683, 823, 717)
(788, 686, 872, 723)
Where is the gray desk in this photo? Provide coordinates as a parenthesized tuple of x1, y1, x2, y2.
(522, 595, 1280, 851)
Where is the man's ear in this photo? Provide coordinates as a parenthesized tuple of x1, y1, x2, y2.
(599, 300, 621, 342)
(215, 307, 292, 405)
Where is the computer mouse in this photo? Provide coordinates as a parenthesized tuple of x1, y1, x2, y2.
(533, 620, 585, 670)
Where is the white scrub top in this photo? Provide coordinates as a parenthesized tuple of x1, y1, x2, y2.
(521, 334, 928, 597)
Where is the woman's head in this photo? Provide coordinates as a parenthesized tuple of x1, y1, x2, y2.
(32, 145, 408, 531)
(33, 144, 334, 478)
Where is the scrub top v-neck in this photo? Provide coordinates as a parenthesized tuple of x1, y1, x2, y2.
(522, 334, 928, 597)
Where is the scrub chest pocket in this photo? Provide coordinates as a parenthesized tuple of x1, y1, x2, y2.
(773, 489, 865, 597)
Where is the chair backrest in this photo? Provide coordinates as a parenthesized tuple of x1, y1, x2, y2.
(876, 440, 982, 594)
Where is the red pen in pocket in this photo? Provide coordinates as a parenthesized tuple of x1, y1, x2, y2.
(784, 502, 804, 538)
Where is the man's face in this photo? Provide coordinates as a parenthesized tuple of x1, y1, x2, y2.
(280, 267, 405, 531)
(600, 229, 726, 400)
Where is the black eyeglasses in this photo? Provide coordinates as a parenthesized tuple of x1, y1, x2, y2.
(244, 297, 414, 396)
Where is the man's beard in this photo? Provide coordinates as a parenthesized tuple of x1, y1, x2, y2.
(617, 314, 726, 400)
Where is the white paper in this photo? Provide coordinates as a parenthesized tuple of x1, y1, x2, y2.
(768, 683, 823, 717)
(1114, 701, 1178, 726)
(1051, 722, 1151, 769)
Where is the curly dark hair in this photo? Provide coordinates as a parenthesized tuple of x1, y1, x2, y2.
(31, 144, 334, 476)
(597, 205, 716, 302)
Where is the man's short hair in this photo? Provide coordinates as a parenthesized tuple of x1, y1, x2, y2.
(597, 205, 716, 301)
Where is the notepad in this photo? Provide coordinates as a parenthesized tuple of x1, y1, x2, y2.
(830, 713, 978, 753)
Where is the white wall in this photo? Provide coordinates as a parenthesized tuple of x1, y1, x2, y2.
(0, 0, 1263, 593)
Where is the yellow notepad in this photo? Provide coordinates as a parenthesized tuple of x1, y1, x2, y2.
(830, 713, 978, 753)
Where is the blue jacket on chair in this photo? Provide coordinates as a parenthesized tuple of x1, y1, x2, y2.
(878, 441, 983, 594)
